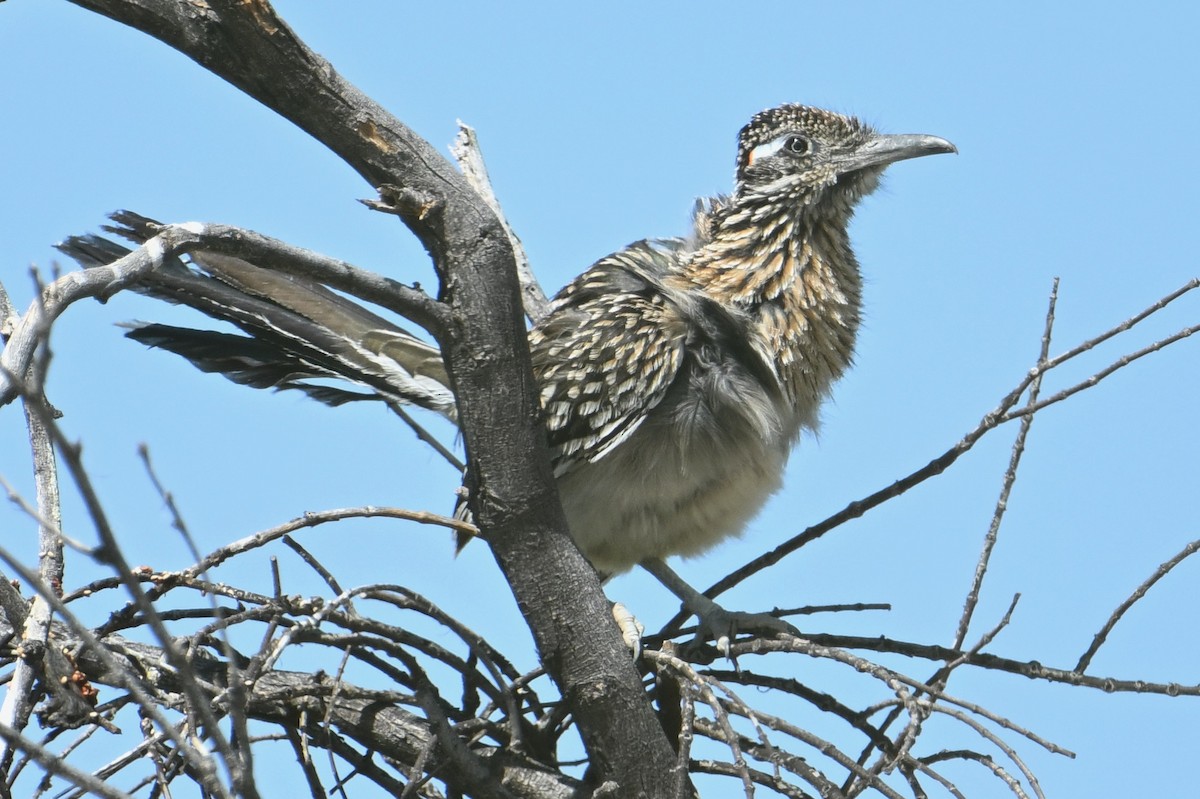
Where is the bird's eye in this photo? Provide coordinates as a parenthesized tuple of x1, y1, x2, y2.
(747, 134, 813, 166)
(785, 135, 810, 155)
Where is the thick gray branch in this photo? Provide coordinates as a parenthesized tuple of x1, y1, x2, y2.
(62, 0, 677, 789)
(0, 620, 582, 799)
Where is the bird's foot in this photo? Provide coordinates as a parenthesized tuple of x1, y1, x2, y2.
(638, 558, 796, 658)
(684, 593, 797, 657)
(611, 602, 645, 658)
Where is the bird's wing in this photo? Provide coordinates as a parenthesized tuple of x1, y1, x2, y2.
(531, 240, 690, 476)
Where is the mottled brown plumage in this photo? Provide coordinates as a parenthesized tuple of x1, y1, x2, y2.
(58, 104, 953, 638)
(525, 105, 953, 573)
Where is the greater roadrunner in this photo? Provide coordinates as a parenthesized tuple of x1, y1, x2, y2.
(59, 104, 954, 643)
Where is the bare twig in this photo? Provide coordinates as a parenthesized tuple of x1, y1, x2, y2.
(0, 288, 64, 774)
(387, 401, 465, 471)
(0, 723, 133, 799)
(1075, 537, 1200, 673)
(282, 536, 348, 598)
(926, 703, 1040, 799)
(761, 630, 1199, 698)
(953, 279, 1058, 650)
(741, 636, 1075, 759)
(19, 397, 249, 797)
(0, 240, 178, 407)
(682, 278, 1200, 626)
(136, 444, 202, 564)
(58, 505, 474, 602)
(360, 586, 525, 693)
(137, 441, 260, 785)
(946, 593, 1021, 673)
(920, 750, 1022, 798)
(1002, 320, 1200, 422)
(691, 754, 818, 799)
(284, 726, 327, 799)
(404, 648, 516, 799)
(673, 684, 697, 799)
(0, 545, 229, 795)
(321, 649, 356, 799)
(1025, 278, 1198, 375)
(648, 647, 903, 799)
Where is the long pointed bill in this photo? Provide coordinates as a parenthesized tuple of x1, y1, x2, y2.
(839, 133, 957, 173)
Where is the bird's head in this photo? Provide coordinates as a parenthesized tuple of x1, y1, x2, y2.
(734, 104, 955, 210)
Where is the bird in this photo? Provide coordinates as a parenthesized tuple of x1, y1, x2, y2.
(57, 104, 954, 646)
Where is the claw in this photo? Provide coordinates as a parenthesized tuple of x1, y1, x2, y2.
(611, 601, 645, 658)
(694, 606, 797, 658)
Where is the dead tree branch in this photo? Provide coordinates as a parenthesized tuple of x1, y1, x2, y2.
(57, 0, 680, 789)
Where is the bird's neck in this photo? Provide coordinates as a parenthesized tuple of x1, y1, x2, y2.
(676, 196, 863, 414)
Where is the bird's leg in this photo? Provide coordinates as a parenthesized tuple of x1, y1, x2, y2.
(639, 558, 796, 655)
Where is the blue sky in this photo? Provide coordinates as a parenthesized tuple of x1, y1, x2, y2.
(2, 2, 1198, 796)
